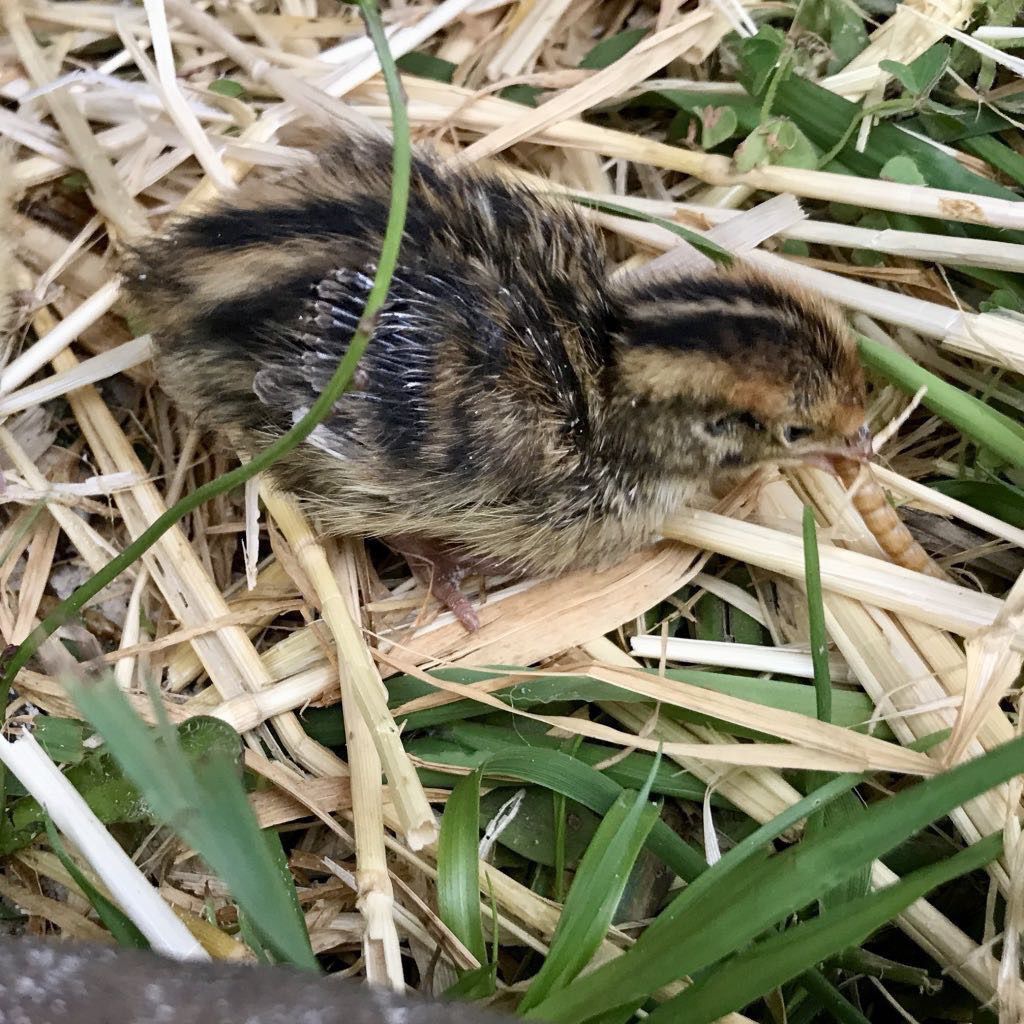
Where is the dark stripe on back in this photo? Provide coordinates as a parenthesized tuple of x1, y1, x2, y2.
(190, 272, 317, 357)
(636, 275, 787, 309)
(176, 197, 388, 250)
(625, 311, 789, 355)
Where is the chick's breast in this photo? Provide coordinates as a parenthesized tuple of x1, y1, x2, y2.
(125, 139, 629, 575)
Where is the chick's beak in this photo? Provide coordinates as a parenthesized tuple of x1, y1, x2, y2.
(798, 424, 873, 475)
(839, 421, 872, 458)
(843, 423, 873, 461)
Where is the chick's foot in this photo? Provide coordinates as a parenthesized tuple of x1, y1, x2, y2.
(384, 534, 483, 632)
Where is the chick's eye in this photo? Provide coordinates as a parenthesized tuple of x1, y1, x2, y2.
(736, 412, 765, 432)
(783, 425, 814, 445)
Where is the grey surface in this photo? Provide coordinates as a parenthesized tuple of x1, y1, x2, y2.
(0, 937, 513, 1023)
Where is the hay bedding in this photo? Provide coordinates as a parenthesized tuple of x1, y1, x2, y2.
(0, 0, 1023, 1012)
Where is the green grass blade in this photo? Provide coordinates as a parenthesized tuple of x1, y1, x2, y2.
(524, 732, 1024, 1022)
(801, 507, 832, 725)
(519, 759, 661, 1013)
(44, 816, 149, 950)
(801, 507, 869, 912)
(647, 832, 1002, 1024)
(444, 963, 499, 999)
(798, 967, 872, 1024)
(69, 676, 317, 970)
(579, 28, 646, 69)
(385, 666, 886, 737)
(961, 134, 1024, 188)
(437, 769, 488, 966)
(480, 749, 706, 881)
(858, 335, 1024, 469)
(434, 722, 723, 801)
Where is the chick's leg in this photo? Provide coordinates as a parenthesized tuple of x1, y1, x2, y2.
(384, 535, 482, 631)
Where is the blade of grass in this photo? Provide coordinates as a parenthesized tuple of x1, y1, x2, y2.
(802, 507, 832, 725)
(566, 194, 733, 263)
(69, 675, 317, 970)
(434, 722, 726, 801)
(518, 758, 660, 1013)
(480, 748, 706, 881)
(43, 816, 149, 950)
(798, 968, 872, 1024)
(647, 832, 1002, 1024)
(524, 732, 1024, 1022)
(858, 335, 1024, 469)
(437, 768, 489, 968)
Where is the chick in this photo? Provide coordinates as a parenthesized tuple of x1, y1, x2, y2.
(124, 134, 868, 629)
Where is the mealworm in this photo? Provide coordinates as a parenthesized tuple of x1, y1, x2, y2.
(834, 457, 947, 580)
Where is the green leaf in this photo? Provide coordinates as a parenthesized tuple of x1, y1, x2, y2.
(208, 78, 245, 98)
(395, 50, 456, 83)
(437, 769, 489, 967)
(700, 105, 739, 150)
(801, 507, 832, 726)
(444, 963, 499, 999)
(880, 154, 928, 185)
(31, 717, 88, 764)
(826, 0, 869, 71)
(800, 509, 864, 919)
(850, 247, 885, 267)
(524, 731, 1024, 1022)
(435, 722, 725, 801)
(500, 84, 542, 107)
(799, 967, 874, 1024)
(3, 715, 241, 855)
(908, 104, 1009, 143)
(261, 827, 315, 962)
(733, 125, 772, 172)
(741, 25, 787, 96)
(641, 90, 761, 135)
(386, 663, 889, 740)
(647, 832, 1001, 1024)
(906, 43, 952, 95)
(734, 117, 817, 172)
(804, 789, 871, 911)
(518, 763, 660, 1012)
(61, 172, 90, 191)
(961, 133, 1024, 188)
(479, 749, 706, 882)
(44, 817, 150, 950)
(69, 677, 318, 971)
(980, 288, 1023, 313)
(878, 58, 920, 94)
(478, 786, 599, 868)
(780, 238, 810, 257)
(579, 28, 646, 70)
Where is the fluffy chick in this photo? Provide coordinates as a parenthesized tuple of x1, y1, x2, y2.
(124, 134, 867, 629)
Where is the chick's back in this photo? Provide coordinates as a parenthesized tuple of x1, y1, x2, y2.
(125, 137, 635, 574)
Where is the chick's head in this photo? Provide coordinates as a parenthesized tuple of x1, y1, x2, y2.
(606, 266, 868, 476)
